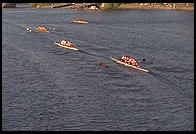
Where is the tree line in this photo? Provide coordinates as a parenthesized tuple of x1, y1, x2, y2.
(104, 3, 121, 9)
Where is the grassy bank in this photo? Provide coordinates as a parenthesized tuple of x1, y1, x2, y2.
(31, 3, 52, 8)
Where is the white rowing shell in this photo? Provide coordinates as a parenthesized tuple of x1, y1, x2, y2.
(110, 56, 148, 73)
(72, 20, 88, 24)
(54, 42, 78, 51)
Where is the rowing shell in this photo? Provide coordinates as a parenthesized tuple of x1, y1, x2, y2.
(35, 28, 50, 33)
(72, 20, 88, 24)
(110, 56, 148, 73)
(54, 42, 79, 51)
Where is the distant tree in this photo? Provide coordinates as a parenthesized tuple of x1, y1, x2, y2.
(104, 3, 120, 9)
(113, 3, 120, 9)
(104, 3, 114, 9)
(32, 3, 51, 7)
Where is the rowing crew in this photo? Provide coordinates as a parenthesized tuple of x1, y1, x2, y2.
(121, 55, 139, 67)
(75, 18, 86, 22)
(61, 40, 73, 47)
(37, 26, 47, 31)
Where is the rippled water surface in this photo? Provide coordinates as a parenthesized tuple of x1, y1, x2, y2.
(2, 8, 194, 131)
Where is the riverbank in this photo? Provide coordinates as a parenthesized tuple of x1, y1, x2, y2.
(117, 4, 194, 11)
(2, 3, 194, 11)
(39, 6, 194, 11)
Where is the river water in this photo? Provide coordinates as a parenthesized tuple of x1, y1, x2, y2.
(2, 7, 194, 131)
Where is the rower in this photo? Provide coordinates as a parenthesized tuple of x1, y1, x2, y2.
(122, 55, 129, 63)
(37, 26, 46, 31)
(128, 56, 133, 65)
(61, 40, 67, 45)
(67, 40, 73, 47)
(121, 55, 126, 62)
(128, 56, 139, 67)
(124, 56, 129, 63)
(133, 60, 139, 67)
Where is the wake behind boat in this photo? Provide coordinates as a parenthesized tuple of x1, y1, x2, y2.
(54, 42, 79, 51)
(110, 56, 148, 73)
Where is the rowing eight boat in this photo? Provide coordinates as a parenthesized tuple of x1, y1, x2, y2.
(72, 20, 88, 24)
(110, 56, 148, 73)
(35, 28, 50, 33)
(54, 42, 79, 51)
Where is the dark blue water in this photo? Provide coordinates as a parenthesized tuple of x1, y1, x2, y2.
(2, 8, 194, 131)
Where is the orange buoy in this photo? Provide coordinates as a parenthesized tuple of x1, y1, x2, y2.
(103, 65, 108, 68)
(97, 62, 102, 65)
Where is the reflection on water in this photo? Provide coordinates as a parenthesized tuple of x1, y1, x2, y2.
(16, 3, 32, 8)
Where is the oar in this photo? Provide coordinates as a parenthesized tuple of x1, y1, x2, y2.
(138, 58, 154, 64)
(137, 58, 146, 62)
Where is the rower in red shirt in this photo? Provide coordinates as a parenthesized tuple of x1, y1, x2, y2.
(128, 56, 139, 67)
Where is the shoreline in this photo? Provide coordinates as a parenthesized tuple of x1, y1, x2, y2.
(117, 5, 194, 11)
(31, 7, 194, 11)
(36, 6, 194, 11)
(2, 3, 194, 11)
(3, 6, 193, 11)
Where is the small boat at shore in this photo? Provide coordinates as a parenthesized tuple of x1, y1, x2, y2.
(110, 56, 148, 73)
(72, 19, 88, 24)
(54, 42, 79, 51)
